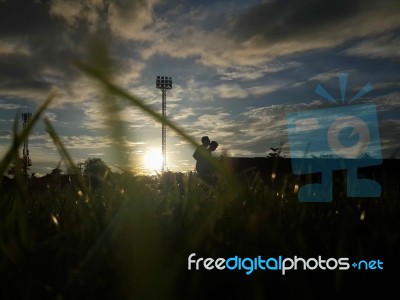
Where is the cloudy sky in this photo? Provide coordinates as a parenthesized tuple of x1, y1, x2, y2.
(0, 0, 399, 175)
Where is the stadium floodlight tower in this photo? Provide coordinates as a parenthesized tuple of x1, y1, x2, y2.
(156, 76, 172, 172)
(21, 111, 32, 177)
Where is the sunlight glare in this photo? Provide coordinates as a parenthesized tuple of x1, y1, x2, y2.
(143, 148, 163, 173)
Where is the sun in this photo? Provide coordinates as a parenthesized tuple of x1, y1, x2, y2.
(142, 148, 163, 173)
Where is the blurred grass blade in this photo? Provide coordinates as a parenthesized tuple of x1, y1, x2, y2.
(74, 61, 198, 148)
(82, 36, 132, 170)
(44, 117, 91, 198)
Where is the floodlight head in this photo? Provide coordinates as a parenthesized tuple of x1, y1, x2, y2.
(156, 75, 172, 89)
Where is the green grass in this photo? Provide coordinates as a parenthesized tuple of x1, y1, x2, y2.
(1, 39, 399, 299)
(1, 167, 399, 299)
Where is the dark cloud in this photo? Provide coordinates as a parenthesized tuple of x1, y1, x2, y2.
(228, 0, 399, 44)
(0, 53, 51, 84)
(0, 0, 84, 100)
(0, 0, 52, 37)
(0, 0, 151, 104)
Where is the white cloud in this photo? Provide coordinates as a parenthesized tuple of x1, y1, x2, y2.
(345, 35, 400, 59)
(217, 61, 302, 81)
(215, 84, 248, 99)
(0, 87, 54, 104)
(308, 69, 357, 82)
(107, 0, 161, 41)
(49, 0, 86, 28)
(373, 92, 400, 113)
(193, 82, 286, 101)
(171, 108, 196, 121)
(43, 112, 57, 123)
(247, 83, 286, 96)
(0, 41, 31, 56)
(371, 82, 400, 90)
(114, 58, 146, 86)
(197, 113, 233, 129)
(49, 0, 106, 31)
(0, 101, 22, 110)
(66, 135, 110, 149)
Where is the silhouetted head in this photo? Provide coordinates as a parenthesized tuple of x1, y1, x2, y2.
(209, 141, 218, 151)
(201, 136, 211, 146)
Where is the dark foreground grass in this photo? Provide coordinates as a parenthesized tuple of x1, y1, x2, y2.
(1, 168, 399, 300)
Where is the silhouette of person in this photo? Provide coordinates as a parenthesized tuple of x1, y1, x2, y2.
(196, 140, 219, 182)
(193, 136, 211, 176)
(206, 141, 219, 174)
(209, 140, 218, 153)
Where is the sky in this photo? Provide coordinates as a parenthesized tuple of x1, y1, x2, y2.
(0, 0, 399, 176)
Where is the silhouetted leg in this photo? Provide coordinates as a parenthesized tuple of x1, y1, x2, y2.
(298, 170, 333, 202)
(347, 168, 381, 197)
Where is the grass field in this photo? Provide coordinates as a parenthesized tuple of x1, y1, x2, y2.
(1, 165, 399, 299)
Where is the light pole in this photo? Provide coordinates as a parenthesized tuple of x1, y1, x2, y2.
(21, 111, 32, 177)
(156, 76, 172, 172)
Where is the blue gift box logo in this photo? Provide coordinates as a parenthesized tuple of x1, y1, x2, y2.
(286, 73, 382, 202)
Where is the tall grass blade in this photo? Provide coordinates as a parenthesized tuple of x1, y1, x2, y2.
(44, 118, 91, 199)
